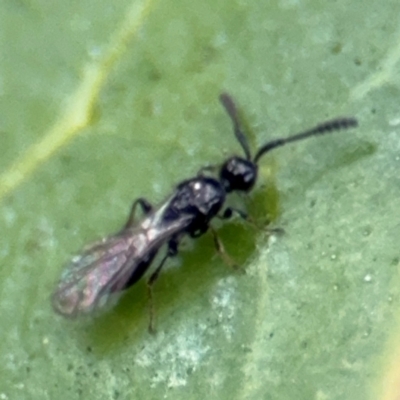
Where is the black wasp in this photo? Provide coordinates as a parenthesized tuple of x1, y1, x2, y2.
(52, 93, 358, 322)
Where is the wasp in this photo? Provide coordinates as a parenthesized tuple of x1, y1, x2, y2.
(52, 93, 358, 323)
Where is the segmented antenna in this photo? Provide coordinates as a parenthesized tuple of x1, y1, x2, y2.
(253, 117, 358, 163)
(219, 93, 252, 161)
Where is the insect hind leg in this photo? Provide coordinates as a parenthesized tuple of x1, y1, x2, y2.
(124, 198, 153, 228)
(146, 239, 179, 333)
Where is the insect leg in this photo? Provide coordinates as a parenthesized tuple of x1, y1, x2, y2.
(219, 207, 260, 230)
(220, 207, 248, 220)
(124, 198, 153, 228)
(189, 224, 209, 238)
(209, 226, 241, 271)
(146, 239, 179, 333)
(221, 207, 284, 234)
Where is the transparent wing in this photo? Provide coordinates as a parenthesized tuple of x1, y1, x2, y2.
(52, 215, 191, 318)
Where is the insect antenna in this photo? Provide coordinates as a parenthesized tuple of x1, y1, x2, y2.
(253, 117, 358, 163)
(219, 93, 252, 161)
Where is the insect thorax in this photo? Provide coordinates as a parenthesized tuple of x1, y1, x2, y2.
(167, 177, 225, 221)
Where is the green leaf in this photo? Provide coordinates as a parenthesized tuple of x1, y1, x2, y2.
(1, 0, 400, 399)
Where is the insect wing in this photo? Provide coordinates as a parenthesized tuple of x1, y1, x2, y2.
(52, 214, 192, 318)
(52, 231, 143, 317)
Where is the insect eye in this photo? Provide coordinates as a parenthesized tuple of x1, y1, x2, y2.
(220, 157, 257, 193)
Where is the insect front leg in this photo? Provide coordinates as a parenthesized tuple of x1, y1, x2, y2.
(220, 206, 268, 232)
(146, 239, 179, 333)
(124, 198, 153, 228)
